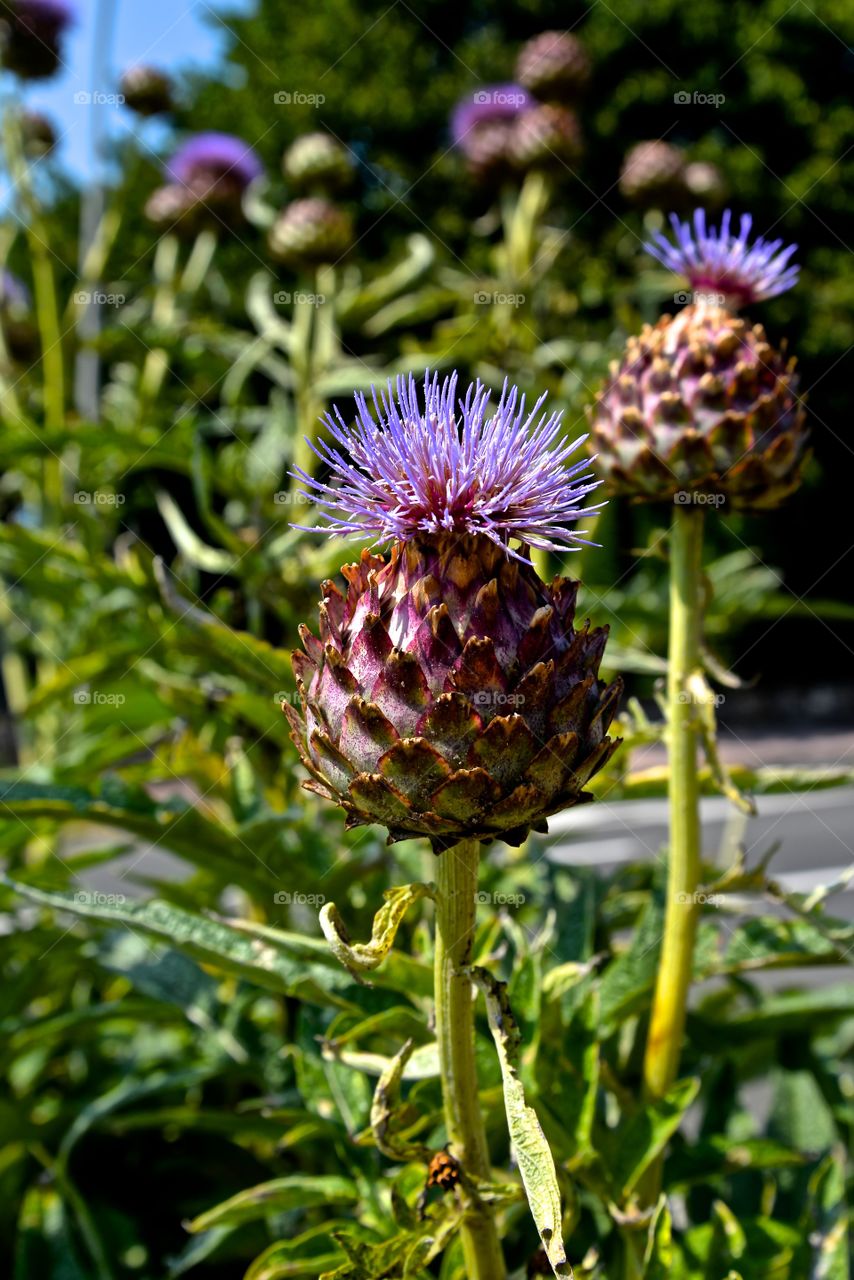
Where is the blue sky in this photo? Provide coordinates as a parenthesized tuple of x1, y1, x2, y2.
(20, 0, 254, 181)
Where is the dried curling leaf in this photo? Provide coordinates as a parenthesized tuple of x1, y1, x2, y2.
(320, 882, 435, 983)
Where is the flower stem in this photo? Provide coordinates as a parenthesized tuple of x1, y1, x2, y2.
(642, 505, 704, 1148)
(434, 838, 506, 1279)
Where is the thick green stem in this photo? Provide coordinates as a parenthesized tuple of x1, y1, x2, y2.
(434, 839, 506, 1279)
(642, 507, 704, 1129)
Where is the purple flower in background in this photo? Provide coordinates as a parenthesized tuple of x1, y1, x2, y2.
(1, 0, 75, 78)
(293, 371, 602, 558)
(166, 132, 264, 192)
(0, 271, 31, 311)
(12, 0, 74, 26)
(451, 84, 531, 153)
(645, 209, 799, 307)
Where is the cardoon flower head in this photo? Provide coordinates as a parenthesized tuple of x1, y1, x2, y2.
(121, 64, 174, 117)
(1, 0, 74, 79)
(285, 372, 622, 852)
(589, 208, 808, 509)
(515, 31, 591, 102)
(269, 197, 353, 267)
(295, 372, 600, 559)
(156, 133, 263, 229)
(451, 84, 530, 182)
(166, 132, 263, 191)
(619, 140, 686, 209)
(451, 84, 531, 149)
(645, 209, 799, 308)
(283, 132, 354, 194)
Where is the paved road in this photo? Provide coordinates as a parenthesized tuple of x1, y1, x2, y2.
(543, 786, 854, 923)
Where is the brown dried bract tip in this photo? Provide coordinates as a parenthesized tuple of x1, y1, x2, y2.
(426, 1149, 461, 1191)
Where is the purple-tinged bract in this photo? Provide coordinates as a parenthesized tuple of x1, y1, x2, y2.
(294, 373, 601, 559)
(645, 209, 799, 308)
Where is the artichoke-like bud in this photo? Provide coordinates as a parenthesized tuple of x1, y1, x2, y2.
(157, 132, 264, 229)
(450, 83, 530, 183)
(683, 160, 727, 207)
(21, 109, 56, 157)
(283, 132, 354, 194)
(619, 140, 686, 207)
(515, 31, 591, 102)
(121, 65, 174, 117)
(589, 210, 807, 509)
(0, 0, 73, 80)
(285, 373, 622, 852)
(269, 197, 353, 268)
(144, 183, 200, 230)
(510, 103, 582, 172)
(462, 120, 516, 184)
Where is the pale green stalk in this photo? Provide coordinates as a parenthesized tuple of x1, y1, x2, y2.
(641, 505, 704, 1191)
(434, 838, 506, 1279)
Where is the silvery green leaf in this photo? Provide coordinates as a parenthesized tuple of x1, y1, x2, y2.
(468, 966, 573, 1279)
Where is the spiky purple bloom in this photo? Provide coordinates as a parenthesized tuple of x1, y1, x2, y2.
(451, 84, 531, 152)
(293, 372, 602, 559)
(645, 209, 799, 307)
(166, 132, 263, 190)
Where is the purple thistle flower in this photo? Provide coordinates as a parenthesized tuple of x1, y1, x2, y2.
(451, 84, 531, 152)
(645, 209, 799, 307)
(293, 372, 602, 559)
(166, 132, 263, 191)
